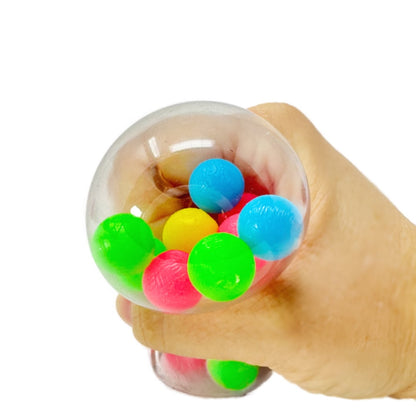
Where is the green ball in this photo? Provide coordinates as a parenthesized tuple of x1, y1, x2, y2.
(154, 238, 167, 256)
(206, 360, 259, 391)
(91, 213, 155, 290)
(188, 233, 255, 301)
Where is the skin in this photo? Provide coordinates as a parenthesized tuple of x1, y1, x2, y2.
(115, 103, 416, 399)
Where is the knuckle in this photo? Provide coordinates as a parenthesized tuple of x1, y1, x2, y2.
(249, 102, 307, 127)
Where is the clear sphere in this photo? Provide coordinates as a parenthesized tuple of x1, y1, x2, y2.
(86, 101, 310, 313)
(150, 350, 272, 398)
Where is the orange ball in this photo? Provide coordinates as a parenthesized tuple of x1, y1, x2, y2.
(162, 208, 218, 252)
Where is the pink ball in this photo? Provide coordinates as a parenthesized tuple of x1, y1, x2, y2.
(143, 250, 202, 313)
(218, 192, 257, 223)
(218, 214, 266, 271)
(162, 353, 207, 376)
(218, 213, 239, 235)
(254, 257, 267, 271)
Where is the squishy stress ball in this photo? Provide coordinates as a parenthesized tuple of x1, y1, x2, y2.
(86, 101, 310, 313)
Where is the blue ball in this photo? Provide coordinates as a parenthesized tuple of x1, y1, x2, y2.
(237, 195, 303, 260)
(189, 158, 245, 213)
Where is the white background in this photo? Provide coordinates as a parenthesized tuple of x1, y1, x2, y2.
(1, 1, 415, 414)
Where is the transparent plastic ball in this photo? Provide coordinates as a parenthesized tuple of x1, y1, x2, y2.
(150, 350, 272, 398)
(86, 101, 310, 313)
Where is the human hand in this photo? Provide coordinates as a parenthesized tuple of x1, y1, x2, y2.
(117, 103, 416, 399)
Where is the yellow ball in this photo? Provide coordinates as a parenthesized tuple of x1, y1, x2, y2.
(162, 208, 218, 252)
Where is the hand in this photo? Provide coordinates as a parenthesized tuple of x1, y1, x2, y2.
(117, 103, 416, 399)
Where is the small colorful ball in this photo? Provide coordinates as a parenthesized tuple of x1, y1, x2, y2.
(238, 195, 303, 261)
(162, 353, 207, 376)
(218, 213, 239, 235)
(218, 192, 257, 223)
(188, 233, 255, 302)
(134, 239, 166, 291)
(219, 214, 266, 271)
(142, 250, 201, 312)
(189, 158, 245, 213)
(154, 238, 167, 255)
(206, 360, 259, 391)
(162, 208, 218, 253)
(91, 213, 155, 284)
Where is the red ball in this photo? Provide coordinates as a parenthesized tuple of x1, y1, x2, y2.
(162, 353, 207, 376)
(143, 250, 201, 313)
(218, 192, 257, 223)
(218, 214, 267, 272)
(254, 256, 267, 272)
(218, 213, 239, 235)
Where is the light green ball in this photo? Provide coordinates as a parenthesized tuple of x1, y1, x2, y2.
(91, 213, 155, 290)
(207, 360, 259, 390)
(154, 238, 167, 256)
(187, 233, 255, 302)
